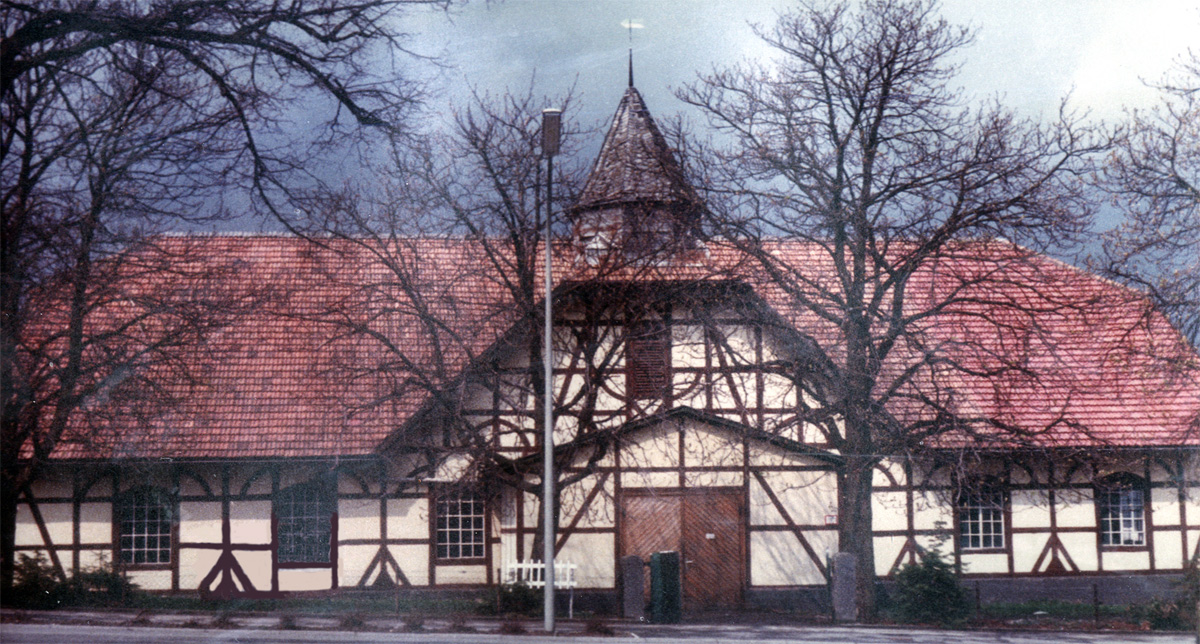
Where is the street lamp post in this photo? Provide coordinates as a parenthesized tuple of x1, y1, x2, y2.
(540, 107, 561, 634)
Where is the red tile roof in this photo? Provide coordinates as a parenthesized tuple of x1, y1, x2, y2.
(44, 234, 1198, 461)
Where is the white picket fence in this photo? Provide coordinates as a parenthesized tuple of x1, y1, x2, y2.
(503, 561, 577, 618)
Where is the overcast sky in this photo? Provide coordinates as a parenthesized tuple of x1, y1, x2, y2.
(278, 1, 1197, 237)
(406, 0, 1198, 138)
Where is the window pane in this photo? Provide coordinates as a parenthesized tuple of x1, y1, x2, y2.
(959, 489, 1005, 551)
(276, 481, 333, 563)
(436, 492, 487, 560)
(117, 489, 172, 565)
(1098, 482, 1145, 546)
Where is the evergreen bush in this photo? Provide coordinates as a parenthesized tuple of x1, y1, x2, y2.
(889, 551, 972, 625)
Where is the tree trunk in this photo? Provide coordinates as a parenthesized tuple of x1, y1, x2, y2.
(1, 483, 19, 595)
(839, 452, 878, 621)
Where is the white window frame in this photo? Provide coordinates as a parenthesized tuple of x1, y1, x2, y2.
(1098, 484, 1146, 547)
(117, 487, 173, 565)
(435, 491, 487, 561)
(958, 488, 1006, 551)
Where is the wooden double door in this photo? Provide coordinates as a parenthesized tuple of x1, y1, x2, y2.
(619, 488, 745, 610)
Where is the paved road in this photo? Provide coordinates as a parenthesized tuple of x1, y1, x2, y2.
(2, 623, 1194, 643)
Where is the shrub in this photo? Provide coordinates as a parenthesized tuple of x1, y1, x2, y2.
(494, 581, 541, 616)
(1131, 598, 1194, 631)
(889, 551, 972, 625)
(7, 554, 139, 609)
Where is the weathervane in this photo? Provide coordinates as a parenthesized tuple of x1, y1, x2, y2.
(620, 19, 643, 87)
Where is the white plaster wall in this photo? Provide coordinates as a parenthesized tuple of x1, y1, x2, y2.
(126, 569, 171, 590)
(390, 544, 429, 585)
(278, 568, 333, 591)
(338, 544, 377, 587)
(1102, 550, 1150, 571)
(1154, 530, 1184, 569)
(671, 324, 705, 366)
(711, 372, 756, 411)
(34, 479, 72, 499)
(1056, 490, 1096, 528)
(237, 550, 272, 591)
(751, 471, 836, 526)
(686, 470, 744, 488)
(1010, 490, 1050, 528)
(338, 498, 380, 542)
(682, 424, 741, 471)
(436, 564, 487, 585)
(871, 491, 908, 532)
(79, 503, 112, 544)
(912, 491, 952, 532)
(76, 549, 107, 572)
(556, 533, 615, 588)
(387, 498, 429, 540)
(559, 475, 614, 529)
(14, 505, 42, 546)
(1011, 533, 1048, 572)
(32, 502, 73, 546)
(229, 500, 271, 544)
(179, 502, 222, 543)
(622, 425, 679, 470)
(874, 535, 906, 574)
(1151, 488, 1180, 525)
(960, 553, 1007, 574)
(84, 478, 112, 498)
(179, 472, 218, 497)
(1060, 532, 1098, 571)
(622, 471, 678, 488)
(760, 374, 796, 410)
(750, 531, 825, 586)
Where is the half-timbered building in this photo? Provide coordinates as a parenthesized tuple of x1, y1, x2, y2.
(11, 82, 1200, 612)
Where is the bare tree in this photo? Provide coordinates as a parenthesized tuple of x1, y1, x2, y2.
(300, 85, 733, 561)
(1, 0, 441, 591)
(677, 0, 1108, 617)
(1095, 52, 1199, 347)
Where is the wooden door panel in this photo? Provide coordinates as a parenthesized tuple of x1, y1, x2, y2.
(620, 490, 744, 610)
(620, 494, 681, 602)
(682, 492, 743, 609)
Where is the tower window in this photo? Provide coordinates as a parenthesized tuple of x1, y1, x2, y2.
(627, 318, 669, 399)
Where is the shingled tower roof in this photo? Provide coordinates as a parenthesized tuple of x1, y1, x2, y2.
(571, 85, 703, 259)
(575, 86, 700, 210)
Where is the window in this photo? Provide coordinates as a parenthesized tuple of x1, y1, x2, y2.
(627, 318, 669, 399)
(1097, 474, 1146, 547)
(957, 488, 1005, 551)
(117, 487, 173, 565)
(276, 480, 335, 564)
(435, 492, 486, 560)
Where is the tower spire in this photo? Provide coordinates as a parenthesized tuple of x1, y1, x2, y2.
(628, 48, 634, 87)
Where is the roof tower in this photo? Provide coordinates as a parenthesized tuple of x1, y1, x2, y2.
(570, 82, 703, 261)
